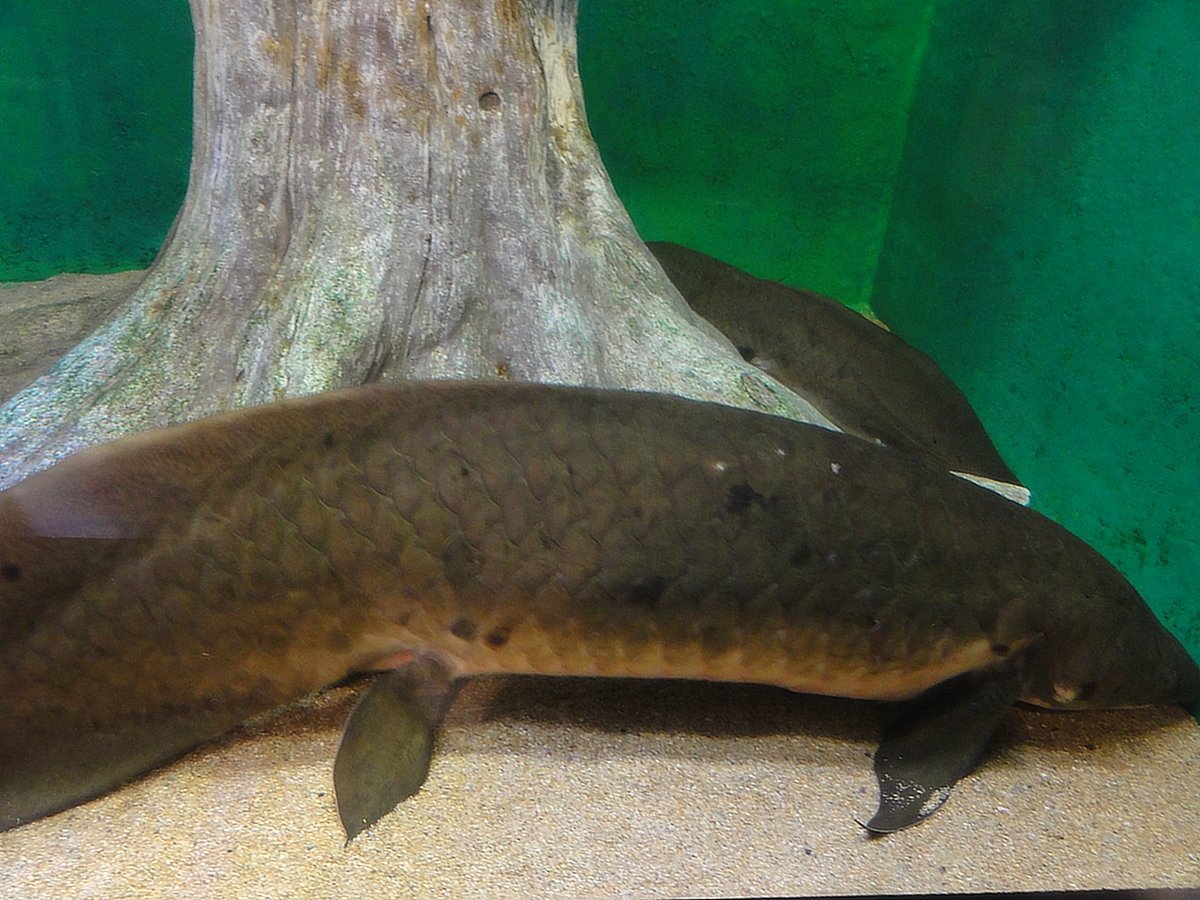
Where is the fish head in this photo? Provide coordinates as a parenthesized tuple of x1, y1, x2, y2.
(1019, 570, 1199, 710)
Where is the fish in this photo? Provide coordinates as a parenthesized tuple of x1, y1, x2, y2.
(1, 380, 1195, 839)
(648, 242, 1022, 492)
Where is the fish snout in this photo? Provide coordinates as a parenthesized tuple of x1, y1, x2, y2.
(1090, 616, 1199, 709)
(1025, 592, 1199, 711)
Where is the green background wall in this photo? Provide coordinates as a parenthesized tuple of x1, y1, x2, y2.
(0, 2, 191, 280)
(579, 1, 936, 311)
(0, 1, 1196, 676)
(868, 1, 1199, 676)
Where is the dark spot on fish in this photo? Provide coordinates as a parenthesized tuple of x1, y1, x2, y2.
(0, 563, 20, 582)
(450, 617, 478, 641)
(790, 546, 812, 567)
(323, 433, 334, 448)
(326, 628, 352, 652)
(484, 626, 511, 649)
(1076, 680, 1097, 703)
(736, 345, 755, 362)
(441, 532, 480, 588)
(460, 466, 470, 478)
(991, 643, 1010, 656)
(479, 90, 501, 111)
(258, 625, 289, 653)
(624, 575, 667, 607)
(726, 483, 765, 514)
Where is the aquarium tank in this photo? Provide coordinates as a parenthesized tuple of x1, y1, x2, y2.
(2, 0, 1194, 687)
(2, 7, 1200, 900)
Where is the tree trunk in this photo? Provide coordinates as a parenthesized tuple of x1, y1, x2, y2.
(0, 0, 832, 489)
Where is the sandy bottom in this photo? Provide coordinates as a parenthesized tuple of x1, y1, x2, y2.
(1, 676, 1197, 898)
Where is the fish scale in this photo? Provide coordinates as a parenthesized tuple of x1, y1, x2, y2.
(1, 380, 1196, 834)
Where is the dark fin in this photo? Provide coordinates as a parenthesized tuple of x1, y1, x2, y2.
(864, 658, 1024, 833)
(333, 657, 458, 843)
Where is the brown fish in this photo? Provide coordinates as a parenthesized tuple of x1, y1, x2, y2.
(1, 381, 1194, 838)
(649, 241, 1020, 488)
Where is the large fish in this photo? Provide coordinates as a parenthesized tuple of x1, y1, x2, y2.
(649, 242, 1021, 490)
(1, 381, 1195, 839)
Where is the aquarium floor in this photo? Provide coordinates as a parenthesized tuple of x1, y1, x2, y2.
(2, 676, 1197, 897)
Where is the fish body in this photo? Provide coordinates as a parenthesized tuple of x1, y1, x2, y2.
(1, 381, 1195, 834)
(649, 242, 1020, 485)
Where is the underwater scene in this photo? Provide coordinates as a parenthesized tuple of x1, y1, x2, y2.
(1, 0, 1198, 895)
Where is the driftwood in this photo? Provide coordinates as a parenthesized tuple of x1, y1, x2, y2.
(0, 0, 830, 490)
(0, 272, 140, 405)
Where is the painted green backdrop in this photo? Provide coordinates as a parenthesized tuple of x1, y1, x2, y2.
(0, 1, 1196, 676)
(0, 3, 192, 279)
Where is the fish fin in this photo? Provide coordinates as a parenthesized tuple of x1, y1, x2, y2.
(950, 471, 1032, 506)
(864, 658, 1023, 833)
(0, 708, 248, 833)
(333, 657, 458, 843)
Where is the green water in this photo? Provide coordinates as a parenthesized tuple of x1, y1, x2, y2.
(579, 1, 936, 311)
(0, 2, 191, 279)
(0, 1, 1196, 676)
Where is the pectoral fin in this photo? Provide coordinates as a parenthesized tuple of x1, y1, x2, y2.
(333, 657, 458, 842)
(865, 658, 1024, 833)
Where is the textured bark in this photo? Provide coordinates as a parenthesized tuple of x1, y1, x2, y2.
(0, 272, 140, 404)
(0, 0, 832, 489)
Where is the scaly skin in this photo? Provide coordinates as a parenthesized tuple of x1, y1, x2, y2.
(1, 381, 1195, 831)
(649, 241, 1020, 484)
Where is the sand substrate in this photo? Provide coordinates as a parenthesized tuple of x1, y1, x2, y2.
(2, 676, 1197, 898)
